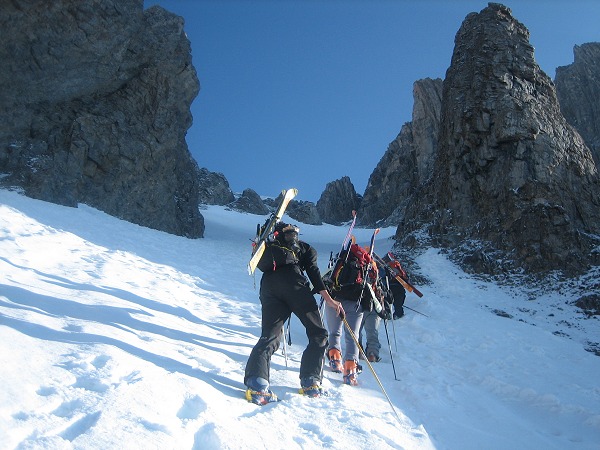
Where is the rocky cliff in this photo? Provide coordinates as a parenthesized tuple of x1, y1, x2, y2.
(0, 0, 204, 238)
(316, 176, 361, 225)
(555, 42, 600, 167)
(358, 78, 442, 226)
(197, 167, 235, 206)
(399, 3, 600, 276)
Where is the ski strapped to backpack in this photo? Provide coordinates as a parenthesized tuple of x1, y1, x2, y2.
(324, 225, 384, 314)
(372, 252, 423, 298)
(324, 210, 357, 280)
(340, 210, 357, 254)
(358, 228, 383, 313)
(324, 210, 357, 273)
(248, 188, 298, 275)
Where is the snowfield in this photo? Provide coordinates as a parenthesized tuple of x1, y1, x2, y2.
(1, 188, 599, 449)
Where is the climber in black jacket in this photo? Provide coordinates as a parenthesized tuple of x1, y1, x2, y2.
(244, 222, 344, 405)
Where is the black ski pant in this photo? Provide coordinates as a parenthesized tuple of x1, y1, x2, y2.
(244, 268, 328, 387)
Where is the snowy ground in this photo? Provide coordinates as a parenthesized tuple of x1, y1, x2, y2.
(1, 188, 599, 450)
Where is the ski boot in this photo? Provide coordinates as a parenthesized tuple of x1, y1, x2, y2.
(328, 348, 343, 373)
(343, 360, 359, 386)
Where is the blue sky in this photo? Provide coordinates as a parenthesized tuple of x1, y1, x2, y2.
(143, 1, 600, 202)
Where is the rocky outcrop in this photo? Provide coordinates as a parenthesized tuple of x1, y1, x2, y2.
(197, 167, 235, 205)
(358, 78, 442, 226)
(258, 193, 321, 224)
(228, 188, 269, 215)
(316, 176, 361, 224)
(287, 200, 322, 225)
(0, 0, 204, 238)
(400, 3, 600, 276)
(555, 43, 600, 167)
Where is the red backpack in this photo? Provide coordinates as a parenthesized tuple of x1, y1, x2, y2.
(334, 244, 368, 285)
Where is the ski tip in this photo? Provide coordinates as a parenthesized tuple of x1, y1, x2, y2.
(280, 188, 298, 198)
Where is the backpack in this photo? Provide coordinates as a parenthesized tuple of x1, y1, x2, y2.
(332, 243, 370, 286)
(325, 244, 378, 309)
(256, 239, 300, 272)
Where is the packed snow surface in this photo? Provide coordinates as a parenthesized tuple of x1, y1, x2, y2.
(1, 189, 599, 449)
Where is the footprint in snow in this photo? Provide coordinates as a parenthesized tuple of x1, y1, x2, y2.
(36, 386, 57, 397)
(59, 411, 102, 442)
(52, 399, 85, 418)
(177, 395, 207, 420)
(72, 375, 110, 393)
(121, 370, 143, 384)
(91, 354, 110, 369)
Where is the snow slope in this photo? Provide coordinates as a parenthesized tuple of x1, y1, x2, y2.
(1, 189, 599, 449)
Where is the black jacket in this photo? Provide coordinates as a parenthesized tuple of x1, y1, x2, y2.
(257, 240, 327, 293)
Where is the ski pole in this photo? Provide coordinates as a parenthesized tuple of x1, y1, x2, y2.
(281, 317, 293, 365)
(286, 317, 292, 345)
(404, 304, 429, 317)
(383, 319, 398, 381)
(318, 297, 328, 383)
(392, 315, 398, 353)
(318, 297, 325, 322)
(342, 317, 403, 426)
(281, 326, 288, 367)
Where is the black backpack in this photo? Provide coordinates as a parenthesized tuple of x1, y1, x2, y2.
(256, 238, 300, 273)
(325, 244, 379, 310)
(256, 243, 299, 272)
